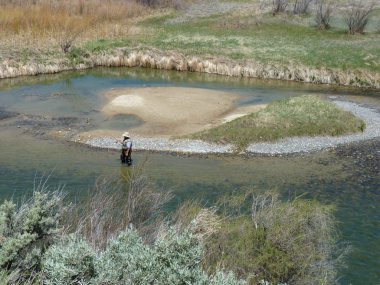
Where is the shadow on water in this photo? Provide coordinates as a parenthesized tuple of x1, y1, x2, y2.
(0, 67, 379, 284)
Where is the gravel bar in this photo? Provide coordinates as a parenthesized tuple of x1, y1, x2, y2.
(87, 136, 234, 154)
(85, 101, 380, 155)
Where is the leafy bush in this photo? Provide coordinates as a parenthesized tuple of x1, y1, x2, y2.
(153, 229, 207, 284)
(96, 228, 210, 284)
(50, 228, 243, 285)
(43, 235, 96, 285)
(0, 190, 66, 283)
(95, 229, 154, 284)
(204, 192, 340, 285)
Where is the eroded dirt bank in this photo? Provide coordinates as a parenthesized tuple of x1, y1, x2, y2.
(1, 48, 379, 89)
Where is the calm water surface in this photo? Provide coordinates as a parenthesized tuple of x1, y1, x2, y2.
(0, 68, 379, 284)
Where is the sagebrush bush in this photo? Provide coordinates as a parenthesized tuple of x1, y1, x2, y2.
(42, 228, 244, 285)
(43, 235, 96, 285)
(153, 229, 207, 284)
(95, 229, 154, 284)
(0, 190, 66, 283)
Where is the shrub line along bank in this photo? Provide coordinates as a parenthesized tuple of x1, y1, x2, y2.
(0, 48, 379, 89)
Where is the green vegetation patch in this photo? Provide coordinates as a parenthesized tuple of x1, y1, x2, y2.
(132, 9, 380, 72)
(192, 95, 366, 150)
(0, 169, 342, 285)
(204, 192, 338, 284)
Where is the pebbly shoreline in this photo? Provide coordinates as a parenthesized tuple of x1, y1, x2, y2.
(85, 100, 380, 155)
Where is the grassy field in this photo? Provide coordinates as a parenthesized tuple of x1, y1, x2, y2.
(86, 1, 380, 73)
(129, 5, 380, 72)
(0, 0, 379, 80)
(190, 95, 366, 150)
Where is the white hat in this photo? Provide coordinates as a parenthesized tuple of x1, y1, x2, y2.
(122, 132, 130, 137)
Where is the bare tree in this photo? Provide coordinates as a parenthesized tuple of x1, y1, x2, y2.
(51, 16, 91, 54)
(272, 0, 288, 15)
(315, 0, 333, 29)
(293, 0, 314, 14)
(344, 0, 375, 34)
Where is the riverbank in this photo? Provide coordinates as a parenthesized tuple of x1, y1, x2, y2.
(1, 48, 380, 89)
(84, 100, 380, 155)
(1, 0, 380, 89)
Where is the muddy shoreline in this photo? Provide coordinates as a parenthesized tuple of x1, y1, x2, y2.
(1, 48, 379, 89)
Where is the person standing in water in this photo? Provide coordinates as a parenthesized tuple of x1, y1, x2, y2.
(120, 132, 133, 166)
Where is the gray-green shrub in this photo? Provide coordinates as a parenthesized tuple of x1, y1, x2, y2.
(42, 228, 244, 285)
(153, 229, 207, 284)
(94, 229, 154, 284)
(95, 228, 209, 284)
(43, 235, 96, 285)
(0, 190, 66, 283)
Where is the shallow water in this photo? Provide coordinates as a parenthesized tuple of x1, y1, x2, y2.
(0, 67, 379, 284)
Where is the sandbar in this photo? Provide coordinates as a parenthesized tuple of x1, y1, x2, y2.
(101, 87, 262, 137)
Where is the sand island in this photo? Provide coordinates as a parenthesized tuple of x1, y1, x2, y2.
(95, 87, 265, 138)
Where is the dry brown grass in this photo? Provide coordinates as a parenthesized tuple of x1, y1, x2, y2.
(0, 0, 150, 52)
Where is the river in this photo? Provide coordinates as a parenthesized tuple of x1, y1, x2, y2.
(0, 67, 379, 284)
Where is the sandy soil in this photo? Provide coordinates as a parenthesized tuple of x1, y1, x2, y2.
(98, 87, 265, 138)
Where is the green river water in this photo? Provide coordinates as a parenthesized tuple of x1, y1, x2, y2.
(0, 67, 379, 284)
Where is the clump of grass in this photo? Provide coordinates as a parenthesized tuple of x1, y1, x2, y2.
(191, 95, 366, 150)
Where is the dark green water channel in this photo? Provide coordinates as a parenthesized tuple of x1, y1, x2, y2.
(0, 68, 379, 284)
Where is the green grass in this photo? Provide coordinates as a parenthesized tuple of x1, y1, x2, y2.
(80, 5, 380, 73)
(190, 95, 366, 150)
(122, 9, 377, 70)
(83, 39, 131, 53)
